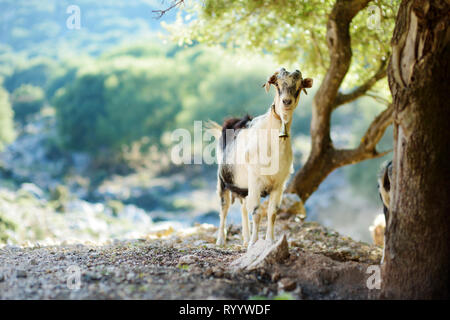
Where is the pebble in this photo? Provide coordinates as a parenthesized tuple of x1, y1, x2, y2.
(271, 271, 281, 282)
(204, 268, 213, 276)
(16, 270, 27, 278)
(83, 272, 101, 281)
(212, 268, 224, 278)
(177, 254, 198, 265)
(278, 278, 296, 291)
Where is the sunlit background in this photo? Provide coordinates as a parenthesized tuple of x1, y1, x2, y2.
(0, 0, 392, 246)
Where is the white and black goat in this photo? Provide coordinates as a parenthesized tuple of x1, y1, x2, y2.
(210, 68, 313, 248)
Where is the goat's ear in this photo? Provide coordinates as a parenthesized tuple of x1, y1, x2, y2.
(301, 78, 313, 95)
(262, 72, 278, 93)
(302, 78, 313, 88)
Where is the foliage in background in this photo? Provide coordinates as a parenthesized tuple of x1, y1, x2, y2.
(3, 58, 58, 93)
(52, 44, 279, 157)
(52, 47, 182, 154)
(11, 84, 45, 122)
(171, 46, 276, 127)
(0, 87, 15, 151)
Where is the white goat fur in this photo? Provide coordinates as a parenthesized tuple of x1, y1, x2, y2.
(212, 68, 313, 248)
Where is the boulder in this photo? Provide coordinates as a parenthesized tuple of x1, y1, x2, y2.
(230, 234, 290, 271)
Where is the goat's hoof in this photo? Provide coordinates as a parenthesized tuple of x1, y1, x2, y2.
(247, 241, 256, 251)
(216, 238, 226, 246)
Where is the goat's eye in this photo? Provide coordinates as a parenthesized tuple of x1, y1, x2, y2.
(294, 88, 301, 98)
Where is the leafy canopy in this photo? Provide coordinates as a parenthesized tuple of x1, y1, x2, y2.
(164, 0, 399, 89)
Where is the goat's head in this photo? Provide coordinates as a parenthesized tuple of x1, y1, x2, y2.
(263, 68, 313, 126)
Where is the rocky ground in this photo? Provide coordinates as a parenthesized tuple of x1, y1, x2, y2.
(0, 216, 383, 300)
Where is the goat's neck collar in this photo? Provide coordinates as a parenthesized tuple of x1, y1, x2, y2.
(271, 103, 281, 121)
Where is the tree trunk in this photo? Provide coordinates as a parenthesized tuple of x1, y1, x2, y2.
(381, 0, 450, 299)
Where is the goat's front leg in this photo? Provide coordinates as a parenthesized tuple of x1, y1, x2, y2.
(266, 188, 282, 244)
(247, 187, 262, 249)
(216, 189, 231, 246)
(240, 198, 250, 246)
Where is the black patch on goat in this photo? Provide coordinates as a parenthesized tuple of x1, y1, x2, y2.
(220, 114, 253, 151)
(251, 205, 260, 215)
(378, 160, 392, 224)
(218, 114, 272, 199)
(219, 165, 272, 199)
(219, 164, 248, 198)
(219, 165, 271, 199)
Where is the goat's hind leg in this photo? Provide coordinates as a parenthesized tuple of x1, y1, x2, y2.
(216, 187, 231, 246)
(247, 187, 262, 249)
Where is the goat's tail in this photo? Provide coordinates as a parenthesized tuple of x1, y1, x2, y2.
(204, 120, 222, 139)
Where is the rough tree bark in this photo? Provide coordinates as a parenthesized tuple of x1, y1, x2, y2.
(380, 0, 450, 299)
(286, 0, 393, 202)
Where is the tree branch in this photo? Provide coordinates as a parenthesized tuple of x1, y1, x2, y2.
(365, 91, 392, 106)
(310, 29, 327, 70)
(334, 103, 394, 164)
(152, 0, 185, 18)
(310, 0, 371, 148)
(332, 58, 388, 109)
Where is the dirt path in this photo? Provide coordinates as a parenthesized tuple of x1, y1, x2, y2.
(0, 218, 382, 299)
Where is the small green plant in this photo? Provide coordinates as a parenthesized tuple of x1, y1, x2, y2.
(274, 293, 294, 300)
(178, 264, 190, 271)
(49, 184, 71, 212)
(0, 213, 17, 243)
(249, 293, 294, 300)
(0, 86, 15, 151)
(107, 200, 124, 217)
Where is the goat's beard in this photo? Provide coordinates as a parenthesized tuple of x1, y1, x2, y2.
(280, 112, 292, 125)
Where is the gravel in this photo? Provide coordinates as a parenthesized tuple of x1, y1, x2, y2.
(0, 217, 383, 300)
